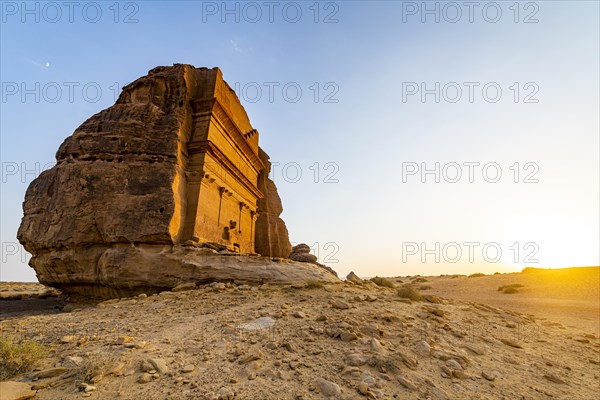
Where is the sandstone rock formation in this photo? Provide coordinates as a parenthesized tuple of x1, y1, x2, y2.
(254, 149, 292, 258)
(288, 243, 338, 278)
(17, 64, 338, 298)
(32, 245, 338, 299)
(289, 243, 318, 263)
(346, 271, 364, 284)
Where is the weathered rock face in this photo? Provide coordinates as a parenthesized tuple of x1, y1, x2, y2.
(254, 148, 292, 258)
(289, 243, 317, 263)
(24, 246, 339, 299)
(19, 65, 187, 254)
(17, 64, 337, 298)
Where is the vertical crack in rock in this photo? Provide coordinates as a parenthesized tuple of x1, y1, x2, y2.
(255, 148, 292, 259)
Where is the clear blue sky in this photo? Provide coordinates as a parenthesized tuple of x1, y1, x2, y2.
(1, 1, 598, 281)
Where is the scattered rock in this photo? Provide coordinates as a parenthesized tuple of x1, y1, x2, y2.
(172, 282, 196, 292)
(346, 353, 369, 366)
(239, 351, 263, 364)
(116, 336, 135, 345)
(340, 332, 358, 342)
(370, 338, 386, 354)
(0, 381, 36, 400)
(137, 373, 153, 384)
(414, 340, 431, 357)
(60, 335, 77, 344)
(398, 353, 419, 370)
(423, 305, 444, 317)
(397, 375, 418, 391)
(293, 311, 307, 319)
(431, 387, 450, 400)
(125, 341, 147, 349)
(341, 366, 361, 377)
(90, 374, 106, 384)
(481, 371, 496, 381)
(33, 367, 67, 380)
(182, 364, 195, 373)
(357, 381, 369, 395)
(237, 317, 277, 331)
(140, 360, 154, 373)
(365, 294, 378, 302)
(83, 385, 97, 393)
(446, 359, 462, 370)
(30, 381, 54, 391)
(109, 362, 126, 376)
(331, 299, 350, 310)
(315, 378, 341, 397)
(148, 358, 170, 374)
(452, 370, 468, 379)
(283, 341, 297, 353)
(288, 361, 299, 370)
(501, 338, 523, 349)
(463, 343, 486, 355)
(440, 365, 452, 378)
(216, 386, 235, 400)
(544, 374, 566, 384)
(63, 355, 84, 368)
(422, 295, 443, 304)
(346, 271, 364, 284)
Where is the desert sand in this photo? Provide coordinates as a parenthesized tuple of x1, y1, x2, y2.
(410, 267, 600, 336)
(1, 268, 599, 399)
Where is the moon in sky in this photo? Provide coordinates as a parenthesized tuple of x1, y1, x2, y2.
(45, 62, 50, 67)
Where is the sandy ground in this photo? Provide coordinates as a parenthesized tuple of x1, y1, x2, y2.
(405, 267, 600, 336)
(1, 272, 599, 400)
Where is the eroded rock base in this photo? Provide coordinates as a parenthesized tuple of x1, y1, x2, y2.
(31, 246, 339, 299)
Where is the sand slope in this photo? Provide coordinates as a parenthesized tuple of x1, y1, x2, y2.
(412, 267, 600, 335)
